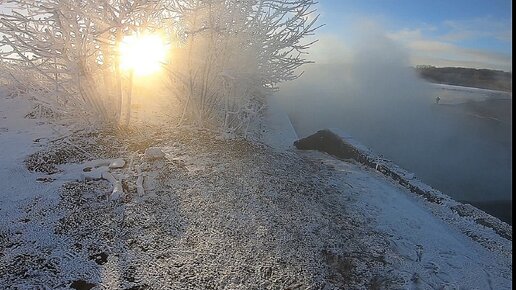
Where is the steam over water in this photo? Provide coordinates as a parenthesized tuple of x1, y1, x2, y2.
(277, 32, 512, 223)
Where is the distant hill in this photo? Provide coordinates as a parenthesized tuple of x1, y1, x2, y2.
(415, 66, 512, 92)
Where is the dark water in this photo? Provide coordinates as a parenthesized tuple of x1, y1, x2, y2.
(428, 99, 512, 224)
(460, 200, 512, 225)
(279, 67, 512, 224)
(288, 99, 512, 224)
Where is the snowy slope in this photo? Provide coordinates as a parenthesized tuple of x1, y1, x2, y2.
(0, 90, 512, 289)
(306, 151, 511, 289)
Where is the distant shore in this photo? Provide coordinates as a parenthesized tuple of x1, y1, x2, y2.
(415, 66, 512, 93)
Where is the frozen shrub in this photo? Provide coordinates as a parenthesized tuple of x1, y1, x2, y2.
(166, 0, 320, 135)
(1, 0, 320, 135)
(0, 0, 167, 126)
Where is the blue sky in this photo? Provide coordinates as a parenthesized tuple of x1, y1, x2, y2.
(313, 0, 512, 71)
(0, 1, 511, 71)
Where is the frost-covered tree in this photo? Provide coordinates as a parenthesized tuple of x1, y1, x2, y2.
(165, 0, 320, 134)
(1, 0, 320, 134)
(0, 0, 168, 126)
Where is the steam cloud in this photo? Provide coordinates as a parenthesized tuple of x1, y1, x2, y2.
(276, 26, 512, 208)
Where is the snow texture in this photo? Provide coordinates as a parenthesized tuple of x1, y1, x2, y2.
(306, 151, 512, 289)
(0, 90, 512, 289)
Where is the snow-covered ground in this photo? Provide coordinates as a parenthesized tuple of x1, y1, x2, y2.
(307, 151, 512, 289)
(0, 90, 70, 226)
(0, 91, 512, 289)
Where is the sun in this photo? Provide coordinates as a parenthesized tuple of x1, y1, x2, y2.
(119, 33, 168, 76)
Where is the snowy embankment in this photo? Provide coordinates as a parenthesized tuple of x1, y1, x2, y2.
(295, 129, 512, 287)
(0, 91, 512, 289)
(304, 151, 512, 289)
(295, 129, 512, 242)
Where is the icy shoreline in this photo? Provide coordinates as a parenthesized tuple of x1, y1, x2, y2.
(295, 128, 512, 241)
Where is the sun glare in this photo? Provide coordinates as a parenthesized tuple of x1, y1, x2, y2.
(120, 34, 168, 76)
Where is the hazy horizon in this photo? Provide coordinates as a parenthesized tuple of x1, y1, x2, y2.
(309, 0, 512, 72)
(276, 28, 511, 222)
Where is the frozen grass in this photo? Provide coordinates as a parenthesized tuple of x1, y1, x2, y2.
(1, 127, 403, 289)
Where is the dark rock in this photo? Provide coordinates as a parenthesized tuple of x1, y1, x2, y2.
(294, 129, 360, 160)
(294, 129, 445, 204)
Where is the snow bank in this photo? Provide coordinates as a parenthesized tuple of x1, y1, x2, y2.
(304, 151, 512, 289)
(295, 128, 512, 244)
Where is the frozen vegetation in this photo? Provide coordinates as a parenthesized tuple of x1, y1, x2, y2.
(0, 0, 320, 134)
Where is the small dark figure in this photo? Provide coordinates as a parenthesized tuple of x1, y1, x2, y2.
(416, 244, 424, 262)
(435, 96, 441, 104)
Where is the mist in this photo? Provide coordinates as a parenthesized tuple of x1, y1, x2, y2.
(276, 27, 512, 220)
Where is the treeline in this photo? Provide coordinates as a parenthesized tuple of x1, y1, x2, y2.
(415, 66, 512, 92)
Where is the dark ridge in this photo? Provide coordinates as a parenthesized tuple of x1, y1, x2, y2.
(414, 66, 512, 92)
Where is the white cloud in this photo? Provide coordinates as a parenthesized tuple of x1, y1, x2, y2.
(387, 26, 512, 71)
(306, 13, 512, 72)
